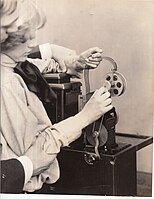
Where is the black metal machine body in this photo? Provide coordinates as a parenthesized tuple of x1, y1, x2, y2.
(43, 57, 128, 161)
(44, 73, 82, 124)
(41, 59, 152, 196)
(43, 72, 119, 155)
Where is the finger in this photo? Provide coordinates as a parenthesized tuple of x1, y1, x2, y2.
(94, 86, 107, 96)
(104, 104, 113, 113)
(85, 60, 100, 66)
(81, 47, 103, 59)
(85, 63, 98, 69)
(103, 98, 112, 107)
(91, 52, 103, 58)
(88, 57, 102, 62)
(88, 47, 103, 54)
(101, 91, 111, 100)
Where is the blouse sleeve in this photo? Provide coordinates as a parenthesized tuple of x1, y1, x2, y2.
(40, 111, 89, 151)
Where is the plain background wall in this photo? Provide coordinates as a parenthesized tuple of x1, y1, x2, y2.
(35, 0, 153, 173)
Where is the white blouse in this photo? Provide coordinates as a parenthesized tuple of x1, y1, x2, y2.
(0, 45, 87, 192)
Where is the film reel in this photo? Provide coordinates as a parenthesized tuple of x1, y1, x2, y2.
(104, 71, 126, 97)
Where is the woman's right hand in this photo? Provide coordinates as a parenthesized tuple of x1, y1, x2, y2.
(80, 86, 113, 125)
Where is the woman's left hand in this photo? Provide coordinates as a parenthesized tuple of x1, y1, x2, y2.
(78, 47, 103, 68)
(66, 47, 103, 77)
(50, 44, 103, 77)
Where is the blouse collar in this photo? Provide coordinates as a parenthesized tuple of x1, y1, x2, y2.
(1, 53, 17, 69)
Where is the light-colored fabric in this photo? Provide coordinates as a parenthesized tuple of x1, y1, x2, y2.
(29, 43, 83, 77)
(0, 53, 87, 192)
(39, 43, 52, 59)
(27, 57, 60, 73)
(42, 43, 83, 76)
(17, 156, 33, 185)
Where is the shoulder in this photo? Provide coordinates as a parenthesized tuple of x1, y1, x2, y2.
(1, 67, 26, 87)
(1, 68, 29, 103)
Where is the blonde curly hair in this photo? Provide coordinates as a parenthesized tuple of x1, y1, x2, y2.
(1, 0, 46, 51)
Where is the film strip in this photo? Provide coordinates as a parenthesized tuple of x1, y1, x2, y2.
(83, 56, 127, 164)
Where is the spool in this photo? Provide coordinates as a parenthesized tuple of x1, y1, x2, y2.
(104, 71, 126, 97)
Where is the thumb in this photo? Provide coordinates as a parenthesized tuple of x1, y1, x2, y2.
(80, 47, 103, 59)
(94, 86, 107, 97)
(87, 47, 103, 54)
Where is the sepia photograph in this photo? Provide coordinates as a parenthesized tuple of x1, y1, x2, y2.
(0, 0, 153, 197)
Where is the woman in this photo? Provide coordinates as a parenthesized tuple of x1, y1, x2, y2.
(0, 0, 112, 192)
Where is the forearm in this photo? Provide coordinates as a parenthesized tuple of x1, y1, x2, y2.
(45, 111, 89, 147)
(27, 43, 59, 73)
(28, 43, 83, 77)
